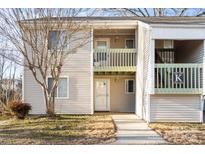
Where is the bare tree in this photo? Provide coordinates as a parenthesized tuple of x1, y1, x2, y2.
(0, 46, 21, 113)
(106, 8, 205, 17)
(0, 8, 94, 116)
(0, 41, 11, 108)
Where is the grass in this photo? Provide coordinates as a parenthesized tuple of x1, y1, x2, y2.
(0, 114, 116, 145)
(149, 122, 205, 144)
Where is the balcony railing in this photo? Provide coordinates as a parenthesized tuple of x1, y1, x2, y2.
(155, 63, 203, 94)
(93, 48, 137, 72)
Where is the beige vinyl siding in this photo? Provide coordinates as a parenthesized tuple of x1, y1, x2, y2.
(24, 68, 46, 114)
(175, 40, 204, 63)
(150, 95, 202, 122)
(94, 75, 135, 112)
(23, 30, 93, 114)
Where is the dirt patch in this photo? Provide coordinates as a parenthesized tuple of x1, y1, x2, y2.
(149, 123, 205, 144)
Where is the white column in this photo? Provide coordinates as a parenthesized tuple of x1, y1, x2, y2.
(90, 27, 94, 114)
(135, 27, 138, 115)
(203, 40, 205, 95)
(149, 39, 155, 94)
(201, 40, 205, 122)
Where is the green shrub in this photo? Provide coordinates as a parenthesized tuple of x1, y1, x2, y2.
(8, 101, 31, 119)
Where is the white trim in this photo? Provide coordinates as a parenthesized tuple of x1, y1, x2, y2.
(94, 79, 110, 111)
(46, 76, 69, 100)
(94, 38, 110, 49)
(107, 79, 110, 111)
(150, 39, 155, 94)
(138, 21, 150, 29)
(125, 38, 135, 48)
(203, 40, 205, 95)
(147, 95, 151, 123)
(125, 79, 135, 94)
(90, 27, 94, 114)
(200, 95, 204, 123)
(150, 24, 205, 28)
(135, 28, 138, 115)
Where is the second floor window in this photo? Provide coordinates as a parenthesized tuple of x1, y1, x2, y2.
(48, 31, 69, 50)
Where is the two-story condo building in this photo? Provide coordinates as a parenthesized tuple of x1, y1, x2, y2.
(23, 17, 205, 122)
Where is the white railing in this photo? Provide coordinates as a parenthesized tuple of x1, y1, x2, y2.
(93, 48, 137, 72)
(155, 63, 203, 94)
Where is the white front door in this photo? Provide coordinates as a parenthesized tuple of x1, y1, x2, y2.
(94, 79, 110, 111)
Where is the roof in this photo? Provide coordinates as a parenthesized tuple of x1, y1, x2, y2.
(22, 16, 205, 25)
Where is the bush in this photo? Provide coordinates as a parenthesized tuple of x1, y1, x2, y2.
(8, 101, 31, 119)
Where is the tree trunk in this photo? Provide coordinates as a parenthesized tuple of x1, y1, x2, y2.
(43, 88, 55, 117)
(47, 100, 55, 117)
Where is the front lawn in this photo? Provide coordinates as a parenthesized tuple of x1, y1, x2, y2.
(0, 114, 116, 144)
(149, 123, 205, 144)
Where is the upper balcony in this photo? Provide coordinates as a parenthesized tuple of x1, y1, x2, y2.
(93, 29, 137, 73)
(93, 48, 137, 72)
(154, 40, 204, 94)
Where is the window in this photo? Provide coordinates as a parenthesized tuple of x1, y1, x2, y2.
(48, 31, 69, 50)
(47, 77, 69, 98)
(96, 41, 107, 49)
(95, 38, 110, 49)
(163, 40, 174, 49)
(125, 39, 134, 48)
(125, 79, 135, 94)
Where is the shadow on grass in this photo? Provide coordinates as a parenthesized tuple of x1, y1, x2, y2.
(0, 119, 113, 130)
(0, 115, 116, 144)
(0, 128, 115, 145)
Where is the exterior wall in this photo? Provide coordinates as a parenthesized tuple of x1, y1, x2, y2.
(94, 35, 135, 48)
(150, 95, 202, 122)
(150, 25, 205, 123)
(175, 40, 204, 63)
(24, 30, 93, 114)
(94, 75, 135, 112)
(151, 25, 205, 40)
(24, 68, 46, 114)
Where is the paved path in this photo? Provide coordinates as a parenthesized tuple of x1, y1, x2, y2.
(111, 114, 167, 145)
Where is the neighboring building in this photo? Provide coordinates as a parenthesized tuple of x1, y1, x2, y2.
(23, 16, 205, 122)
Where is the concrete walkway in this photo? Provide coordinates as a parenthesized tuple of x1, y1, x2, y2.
(111, 114, 167, 145)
